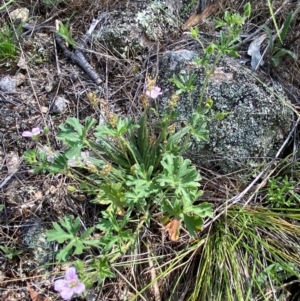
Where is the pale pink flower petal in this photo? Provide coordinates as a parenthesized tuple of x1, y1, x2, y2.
(54, 279, 68, 291)
(153, 86, 162, 94)
(60, 288, 74, 300)
(146, 86, 162, 99)
(31, 127, 41, 135)
(22, 131, 33, 137)
(22, 127, 42, 138)
(54, 267, 85, 300)
(65, 267, 78, 281)
(72, 282, 85, 294)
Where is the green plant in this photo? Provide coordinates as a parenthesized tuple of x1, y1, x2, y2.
(46, 215, 101, 261)
(266, 175, 300, 208)
(0, 24, 20, 60)
(56, 17, 75, 47)
(256, 262, 296, 288)
(189, 205, 300, 301)
(46, 112, 213, 231)
(23, 149, 50, 174)
(263, 11, 297, 67)
(169, 71, 197, 94)
(0, 0, 14, 11)
(190, 2, 251, 109)
(22, 4, 259, 297)
(24, 90, 213, 286)
(0, 245, 22, 259)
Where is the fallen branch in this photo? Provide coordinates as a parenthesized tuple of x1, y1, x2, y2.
(55, 13, 109, 85)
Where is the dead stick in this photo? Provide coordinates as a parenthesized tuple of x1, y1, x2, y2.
(55, 13, 109, 85)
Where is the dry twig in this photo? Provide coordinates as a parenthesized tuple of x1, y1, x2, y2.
(55, 13, 109, 85)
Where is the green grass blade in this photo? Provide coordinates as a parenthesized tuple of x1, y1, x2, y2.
(279, 11, 293, 42)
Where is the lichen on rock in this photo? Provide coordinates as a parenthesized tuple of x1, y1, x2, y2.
(92, 0, 182, 57)
(23, 220, 53, 271)
(157, 50, 293, 173)
(91, 0, 293, 174)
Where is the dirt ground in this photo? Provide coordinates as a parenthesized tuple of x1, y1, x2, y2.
(1, 0, 300, 300)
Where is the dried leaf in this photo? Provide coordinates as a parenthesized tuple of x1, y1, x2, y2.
(16, 73, 26, 86)
(210, 67, 234, 84)
(34, 190, 43, 200)
(183, 3, 220, 30)
(247, 34, 267, 70)
(6, 151, 19, 175)
(17, 57, 27, 70)
(41, 106, 49, 113)
(26, 282, 50, 301)
(165, 219, 180, 241)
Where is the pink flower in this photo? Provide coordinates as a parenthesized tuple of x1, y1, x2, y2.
(54, 267, 85, 300)
(146, 86, 162, 99)
(22, 127, 41, 138)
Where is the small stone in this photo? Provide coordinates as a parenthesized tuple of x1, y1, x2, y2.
(9, 8, 29, 23)
(16, 73, 26, 86)
(52, 96, 69, 113)
(23, 221, 53, 271)
(34, 191, 43, 200)
(45, 80, 53, 92)
(0, 76, 17, 93)
(41, 106, 48, 113)
(17, 57, 27, 70)
(49, 185, 57, 194)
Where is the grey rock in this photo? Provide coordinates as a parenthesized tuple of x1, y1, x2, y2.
(52, 96, 69, 113)
(157, 50, 293, 173)
(9, 7, 29, 23)
(92, 0, 182, 57)
(23, 220, 53, 270)
(0, 76, 17, 93)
